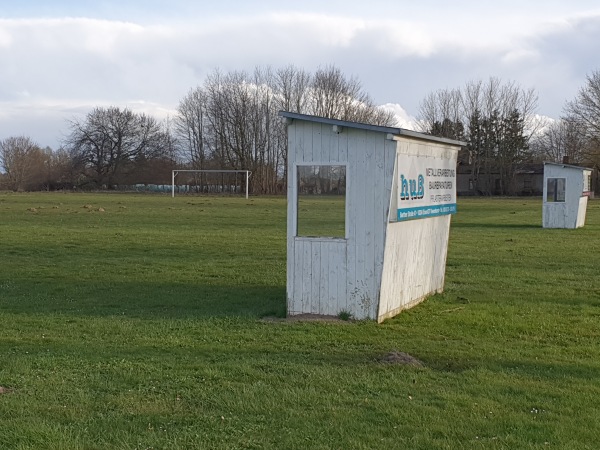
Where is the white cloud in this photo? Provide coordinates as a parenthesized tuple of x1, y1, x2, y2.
(1, 6, 600, 148)
(265, 12, 365, 47)
(501, 48, 541, 65)
(0, 26, 12, 48)
(379, 103, 419, 130)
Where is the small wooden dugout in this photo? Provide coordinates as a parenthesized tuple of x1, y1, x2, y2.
(543, 162, 593, 229)
(281, 112, 464, 322)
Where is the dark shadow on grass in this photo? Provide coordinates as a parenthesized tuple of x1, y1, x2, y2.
(418, 357, 473, 373)
(0, 282, 287, 319)
(493, 359, 600, 381)
(452, 223, 541, 229)
(420, 354, 600, 381)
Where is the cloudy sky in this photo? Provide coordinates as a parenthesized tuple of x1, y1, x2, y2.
(1, 0, 600, 149)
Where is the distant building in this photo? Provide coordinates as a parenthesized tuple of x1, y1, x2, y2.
(457, 163, 545, 196)
(543, 162, 593, 229)
(455, 150, 600, 197)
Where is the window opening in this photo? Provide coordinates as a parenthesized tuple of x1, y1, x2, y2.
(297, 165, 346, 238)
(547, 178, 566, 202)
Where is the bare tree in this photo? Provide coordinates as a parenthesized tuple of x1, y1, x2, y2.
(250, 66, 282, 193)
(175, 87, 209, 169)
(565, 70, 600, 140)
(65, 107, 166, 187)
(0, 136, 46, 191)
(46, 147, 79, 189)
(172, 64, 395, 194)
(204, 69, 253, 170)
(531, 116, 588, 164)
(417, 88, 463, 138)
(275, 65, 311, 114)
(271, 65, 315, 187)
(309, 65, 396, 126)
(204, 68, 284, 193)
(564, 70, 600, 166)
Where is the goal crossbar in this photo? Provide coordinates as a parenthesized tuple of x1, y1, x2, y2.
(171, 170, 252, 199)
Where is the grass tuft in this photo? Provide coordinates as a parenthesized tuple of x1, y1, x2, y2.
(337, 310, 354, 321)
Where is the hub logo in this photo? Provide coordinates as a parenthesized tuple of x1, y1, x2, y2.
(399, 174, 424, 201)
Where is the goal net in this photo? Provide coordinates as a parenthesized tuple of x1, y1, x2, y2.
(171, 170, 252, 199)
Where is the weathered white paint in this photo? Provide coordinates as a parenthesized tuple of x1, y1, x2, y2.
(543, 162, 592, 229)
(576, 196, 588, 228)
(377, 216, 451, 321)
(377, 139, 457, 322)
(283, 112, 462, 321)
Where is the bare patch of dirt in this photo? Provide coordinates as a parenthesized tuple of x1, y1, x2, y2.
(380, 350, 424, 367)
(0, 386, 14, 394)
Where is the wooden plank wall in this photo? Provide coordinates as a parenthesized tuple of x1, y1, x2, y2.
(377, 139, 457, 322)
(287, 120, 396, 319)
(377, 215, 451, 322)
(543, 165, 588, 229)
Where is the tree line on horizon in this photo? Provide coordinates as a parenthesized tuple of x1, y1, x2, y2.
(1, 65, 599, 194)
(0, 65, 394, 193)
(417, 74, 600, 195)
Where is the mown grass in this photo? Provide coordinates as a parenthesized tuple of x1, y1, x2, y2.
(1, 192, 600, 449)
(297, 195, 345, 237)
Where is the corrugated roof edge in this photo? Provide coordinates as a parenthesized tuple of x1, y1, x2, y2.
(279, 111, 466, 147)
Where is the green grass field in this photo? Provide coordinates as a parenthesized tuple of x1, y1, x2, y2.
(297, 195, 346, 238)
(1, 192, 600, 449)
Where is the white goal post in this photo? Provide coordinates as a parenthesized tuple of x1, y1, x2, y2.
(171, 169, 252, 199)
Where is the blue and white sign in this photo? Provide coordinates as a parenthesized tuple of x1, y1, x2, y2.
(396, 153, 457, 222)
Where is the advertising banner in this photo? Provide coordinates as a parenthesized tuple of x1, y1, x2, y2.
(396, 152, 457, 222)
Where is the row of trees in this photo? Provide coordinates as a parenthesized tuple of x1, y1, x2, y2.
(0, 137, 76, 191)
(1, 65, 395, 193)
(0, 114, 177, 192)
(174, 65, 395, 193)
(418, 78, 541, 195)
(418, 73, 600, 195)
(2, 66, 600, 194)
(0, 66, 395, 193)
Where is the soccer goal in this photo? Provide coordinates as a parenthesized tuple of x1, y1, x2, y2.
(171, 170, 252, 199)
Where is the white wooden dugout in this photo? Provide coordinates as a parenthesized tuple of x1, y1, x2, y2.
(281, 112, 464, 322)
(543, 162, 593, 229)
